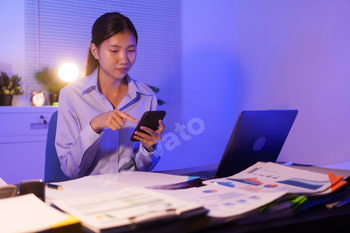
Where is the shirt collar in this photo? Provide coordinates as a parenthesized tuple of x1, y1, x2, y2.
(81, 68, 99, 95)
(81, 68, 153, 98)
(127, 75, 153, 100)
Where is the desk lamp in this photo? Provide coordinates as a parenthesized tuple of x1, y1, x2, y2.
(55, 63, 80, 106)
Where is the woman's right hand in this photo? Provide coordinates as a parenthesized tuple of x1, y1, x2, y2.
(90, 109, 138, 133)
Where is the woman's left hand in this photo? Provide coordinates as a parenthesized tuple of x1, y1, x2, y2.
(133, 120, 165, 148)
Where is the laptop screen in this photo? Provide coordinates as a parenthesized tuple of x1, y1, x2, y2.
(215, 110, 298, 178)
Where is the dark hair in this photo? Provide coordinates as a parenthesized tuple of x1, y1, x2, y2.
(85, 12, 138, 76)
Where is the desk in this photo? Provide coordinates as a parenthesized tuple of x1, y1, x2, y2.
(193, 204, 350, 233)
(7, 164, 350, 233)
(124, 203, 350, 233)
(93, 186, 350, 233)
(157, 164, 350, 233)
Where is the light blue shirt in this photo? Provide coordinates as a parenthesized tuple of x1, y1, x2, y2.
(55, 68, 162, 178)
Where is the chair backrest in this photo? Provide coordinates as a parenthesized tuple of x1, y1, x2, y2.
(44, 110, 71, 182)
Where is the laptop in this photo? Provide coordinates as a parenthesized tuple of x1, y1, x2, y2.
(181, 110, 298, 179)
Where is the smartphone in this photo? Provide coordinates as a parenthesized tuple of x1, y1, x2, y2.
(130, 110, 166, 142)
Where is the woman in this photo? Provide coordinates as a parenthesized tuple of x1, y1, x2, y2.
(55, 12, 165, 179)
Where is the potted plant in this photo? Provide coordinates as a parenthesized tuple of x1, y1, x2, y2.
(35, 66, 68, 105)
(0, 71, 24, 106)
(147, 85, 165, 106)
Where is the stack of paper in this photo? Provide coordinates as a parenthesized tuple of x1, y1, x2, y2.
(0, 194, 83, 233)
(45, 171, 200, 203)
(204, 162, 341, 195)
(203, 162, 347, 223)
(152, 162, 348, 228)
(44, 163, 349, 232)
(51, 186, 207, 233)
(158, 182, 287, 219)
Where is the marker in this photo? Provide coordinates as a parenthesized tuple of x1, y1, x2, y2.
(45, 183, 63, 190)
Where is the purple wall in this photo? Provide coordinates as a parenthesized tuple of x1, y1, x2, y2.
(155, 0, 236, 170)
(155, 0, 350, 171)
(232, 0, 350, 166)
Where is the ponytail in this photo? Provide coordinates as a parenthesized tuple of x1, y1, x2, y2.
(85, 48, 99, 76)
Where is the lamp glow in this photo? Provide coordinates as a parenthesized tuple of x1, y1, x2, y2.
(58, 63, 79, 82)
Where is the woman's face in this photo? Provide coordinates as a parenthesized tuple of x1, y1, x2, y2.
(91, 30, 137, 80)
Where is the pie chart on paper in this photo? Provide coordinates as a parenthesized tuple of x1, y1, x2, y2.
(203, 190, 218, 193)
(264, 184, 278, 188)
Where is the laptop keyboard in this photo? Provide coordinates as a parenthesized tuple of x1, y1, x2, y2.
(182, 169, 217, 179)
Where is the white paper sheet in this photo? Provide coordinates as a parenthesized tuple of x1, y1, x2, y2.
(52, 186, 203, 232)
(96, 171, 196, 187)
(157, 183, 286, 218)
(204, 162, 332, 195)
(45, 175, 128, 203)
(0, 194, 72, 233)
(46, 171, 195, 203)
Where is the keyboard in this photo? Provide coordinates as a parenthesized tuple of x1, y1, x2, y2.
(182, 169, 217, 180)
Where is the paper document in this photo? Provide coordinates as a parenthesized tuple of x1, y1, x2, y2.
(290, 165, 350, 179)
(46, 171, 198, 203)
(204, 162, 333, 195)
(46, 175, 129, 203)
(0, 194, 81, 233)
(96, 170, 198, 187)
(157, 183, 286, 219)
(52, 186, 205, 232)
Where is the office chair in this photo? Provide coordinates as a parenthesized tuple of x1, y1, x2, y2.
(44, 110, 71, 182)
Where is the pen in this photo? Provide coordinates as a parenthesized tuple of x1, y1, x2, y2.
(45, 183, 63, 190)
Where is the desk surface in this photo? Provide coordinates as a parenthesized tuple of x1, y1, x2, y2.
(116, 195, 350, 233)
(157, 164, 350, 233)
(8, 164, 349, 233)
(198, 203, 350, 233)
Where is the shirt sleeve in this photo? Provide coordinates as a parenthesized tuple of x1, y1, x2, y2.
(55, 88, 101, 178)
(134, 142, 162, 171)
(133, 94, 162, 171)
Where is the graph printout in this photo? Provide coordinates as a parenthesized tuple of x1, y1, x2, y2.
(52, 187, 203, 231)
(204, 162, 332, 195)
(158, 183, 287, 218)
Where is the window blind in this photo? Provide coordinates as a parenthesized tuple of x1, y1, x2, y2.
(25, 0, 182, 128)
